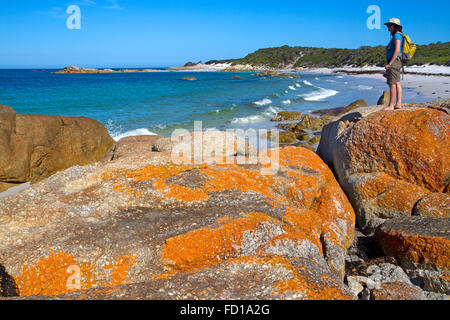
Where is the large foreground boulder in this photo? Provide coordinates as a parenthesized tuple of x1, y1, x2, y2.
(0, 144, 355, 299)
(0, 105, 115, 192)
(318, 105, 449, 233)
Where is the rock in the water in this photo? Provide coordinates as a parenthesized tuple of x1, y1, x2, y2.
(313, 99, 368, 118)
(413, 193, 450, 218)
(182, 77, 197, 81)
(377, 91, 390, 105)
(309, 135, 321, 145)
(271, 111, 302, 122)
(263, 131, 298, 144)
(0, 146, 355, 299)
(295, 132, 311, 141)
(374, 216, 450, 294)
(317, 106, 450, 233)
(294, 114, 327, 132)
(0, 105, 115, 191)
(277, 131, 298, 144)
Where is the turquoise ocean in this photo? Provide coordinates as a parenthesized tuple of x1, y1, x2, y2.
(0, 69, 428, 142)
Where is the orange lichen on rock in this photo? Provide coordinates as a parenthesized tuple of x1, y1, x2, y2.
(355, 173, 430, 213)
(154, 147, 355, 280)
(14, 251, 79, 297)
(376, 230, 450, 269)
(343, 109, 449, 192)
(225, 254, 354, 300)
(281, 207, 322, 250)
(370, 281, 426, 300)
(271, 261, 352, 300)
(14, 250, 137, 297)
(161, 212, 279, 275)
(104, 255, 137, 286)
(104, 164, 211, 202)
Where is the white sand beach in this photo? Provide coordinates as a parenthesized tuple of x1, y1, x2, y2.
(348, 73, 450, 99)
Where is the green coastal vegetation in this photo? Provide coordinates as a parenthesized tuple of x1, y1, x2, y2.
(184, 61, 202, 67)
(205, 42, 450, 68)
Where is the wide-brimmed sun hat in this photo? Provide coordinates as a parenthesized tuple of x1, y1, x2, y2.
(385, 18, 402, 27)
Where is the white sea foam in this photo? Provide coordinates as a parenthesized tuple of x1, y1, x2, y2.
(253, 98, 272, 106)
(315, 77, 319, 80)
(231, 106, 281, 124)
(355, 85, 373, 90)
(281, 99, 291, 105)
(302, 80, 313, 86)
(295, 83, 301, 87)
(336, 76, 344, 79)
(288, 86, 296, 91)
(325, 79, 336, 83)
(299, 88, 339, 101)
(112, 128, 157, 142)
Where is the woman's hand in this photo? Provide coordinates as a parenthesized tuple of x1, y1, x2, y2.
(385, 64, 391, 70)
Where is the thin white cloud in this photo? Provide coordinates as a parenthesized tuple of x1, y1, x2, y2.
(36, 7, 67, 19)
(75, 0, 97, 6)
(36, 0, 122, 19)
(102, 0, 122, 10)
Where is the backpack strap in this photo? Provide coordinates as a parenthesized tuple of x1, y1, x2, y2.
(401, 59, 404, 80)
(396, 32, 405, 79)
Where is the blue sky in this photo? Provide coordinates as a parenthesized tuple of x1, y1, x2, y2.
(1, 0, 449, 68)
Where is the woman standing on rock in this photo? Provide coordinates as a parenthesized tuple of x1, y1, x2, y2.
(383, 18, 404, 110)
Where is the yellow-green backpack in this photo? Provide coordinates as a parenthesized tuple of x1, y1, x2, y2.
(399, 33, 417, 63)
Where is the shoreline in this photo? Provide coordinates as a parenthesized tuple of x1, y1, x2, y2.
(164, 63, 450, 99)
(347, 73, 450, 100)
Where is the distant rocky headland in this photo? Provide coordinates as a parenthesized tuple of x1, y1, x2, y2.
(53, 66, 161, 74)
(172, 42, 450, 75)
(206, 42, 450, 69)
(0, 95, 448, 300)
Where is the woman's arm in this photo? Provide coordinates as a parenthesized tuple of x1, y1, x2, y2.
(385, 39, 401, 70)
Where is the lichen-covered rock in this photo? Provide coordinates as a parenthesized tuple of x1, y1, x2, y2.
(11, 256, 353, 300)
(0, 145, 355, 299)
(0, 105, 115, 192)
(413, 193, 450, 218)
(370, 281, 427, 300)
(318, 106, 449, 233)
(374, 216, 450, 294)
(345, 262, 417, 297)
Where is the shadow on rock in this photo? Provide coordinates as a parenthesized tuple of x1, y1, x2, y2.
(0, 264, 19, 297)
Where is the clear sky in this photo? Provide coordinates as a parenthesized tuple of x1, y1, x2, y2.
(1, 0, 449, 68)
